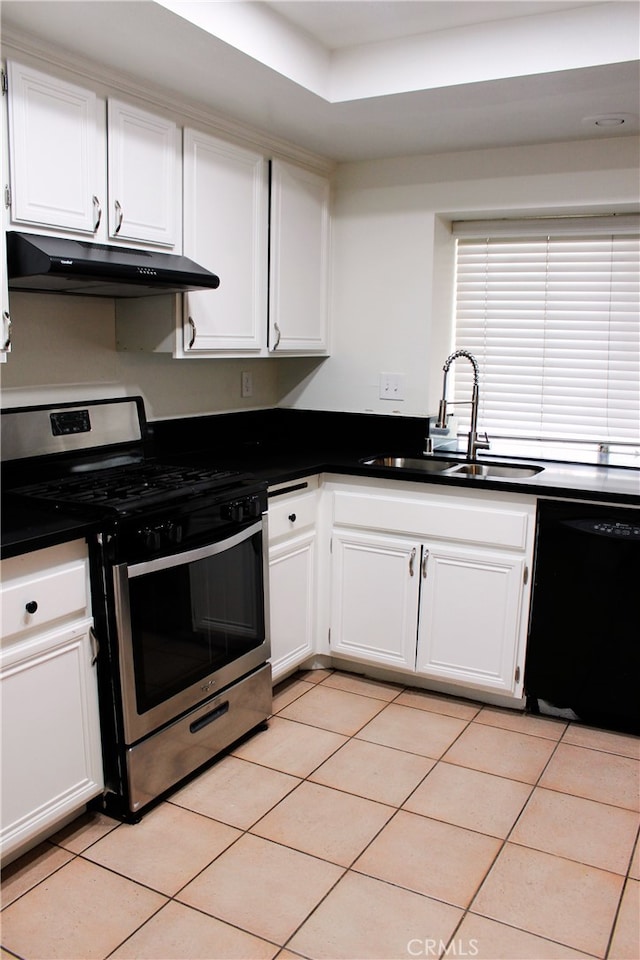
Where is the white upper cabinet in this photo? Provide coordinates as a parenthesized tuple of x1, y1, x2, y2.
(6, 60, 102, 235)
(107, 99, 180, 247)
(269, 159, 330, 355)
(181, 128, 269, 355)
(5, 61, 181, 248)
(5, 57, 331, 356)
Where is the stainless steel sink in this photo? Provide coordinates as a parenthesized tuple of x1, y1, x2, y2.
(449, 462, 544, 479)
(361, 456, 459, 473)
(361, 456, 544, 480)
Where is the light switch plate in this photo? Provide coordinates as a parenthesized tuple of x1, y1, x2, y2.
(379, 372, 405, 401)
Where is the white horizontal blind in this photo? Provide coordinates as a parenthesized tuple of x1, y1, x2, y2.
(452, 224, 640, 445)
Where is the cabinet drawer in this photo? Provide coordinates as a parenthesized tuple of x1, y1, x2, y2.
(268, 491, 317, 542)
(332, 490, 531, 551)
(1, 542, 89, 644)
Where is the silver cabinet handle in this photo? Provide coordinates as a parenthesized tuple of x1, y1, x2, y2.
(273, 321, 281, 350)
(92, 195, 102, 232)
(90, 627, 100, 666)
(114, 199, 123, 234)
(2, 311, 11, 352)
(409, 547, 416, 577)
(422, 549, 429, 578)
(188, 316, 196, 349)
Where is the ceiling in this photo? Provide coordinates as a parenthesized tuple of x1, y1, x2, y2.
(267, 0, 600, 49)
(1, 0, 638, 162)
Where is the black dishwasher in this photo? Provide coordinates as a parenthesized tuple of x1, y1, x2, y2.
(525, 498, 640, 735)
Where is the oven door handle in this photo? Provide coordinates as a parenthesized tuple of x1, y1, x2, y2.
(124, 521, 263, 579)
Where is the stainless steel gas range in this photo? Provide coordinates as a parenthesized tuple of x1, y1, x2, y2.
(2, 396, 272, 821)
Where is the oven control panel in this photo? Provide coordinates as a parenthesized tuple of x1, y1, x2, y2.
(116, 488, 267, 564)
(50, 409, 91, 436)
(222, 496, 263, 524)
(138, 520, 184, 552)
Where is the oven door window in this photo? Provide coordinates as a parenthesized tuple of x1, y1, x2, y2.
(127, 528, 265, 714)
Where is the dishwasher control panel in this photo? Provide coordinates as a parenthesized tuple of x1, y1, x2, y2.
(566, 519, 640, 539)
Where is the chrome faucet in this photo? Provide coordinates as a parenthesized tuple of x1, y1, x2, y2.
(436, 350, 490, 460)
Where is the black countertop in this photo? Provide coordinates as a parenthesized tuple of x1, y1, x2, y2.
(2, 408, 639, 559)
(1, 496, 102, 560)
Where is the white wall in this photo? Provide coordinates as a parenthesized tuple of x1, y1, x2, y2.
(3, 136, 638, 422)
(0, 292, 283, 419)
(281, 135, 640, 418)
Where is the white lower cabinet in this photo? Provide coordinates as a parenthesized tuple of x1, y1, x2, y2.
(327, 479, 534, 698)
(0, 541, 103, 863)
(415, 543, 526, 690)
(330, 530, 419, 670)
(269, 534, 316, 682)
(268, 479, 319, 682)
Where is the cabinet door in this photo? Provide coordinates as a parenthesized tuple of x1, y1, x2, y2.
(0, 621, 103, 861)
(182, 129, 268, 354)
(330, 530, 419, 670)
(269, 532, 316, 682)
(416, 543, 525, 694)
(1, 81, 10, 363)
(107, 99, 180, 248)
(0, 269, 10, 364)
(7, 61, 102, 235)
(269, 160, 330, 355)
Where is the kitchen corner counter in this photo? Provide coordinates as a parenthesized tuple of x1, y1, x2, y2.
(1, 495, 99, 560)
(3, 407, 639, 559)
(329, 452, 640, 506)
(219, 450, 640, 507)
(152, 409, 640, 506)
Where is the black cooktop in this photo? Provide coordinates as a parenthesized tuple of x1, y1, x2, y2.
(10, 461, 242, 516)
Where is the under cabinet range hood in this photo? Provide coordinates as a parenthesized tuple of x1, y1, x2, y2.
(6, 231, 220, 298)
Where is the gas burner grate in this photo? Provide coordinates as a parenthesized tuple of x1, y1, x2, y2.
(12, 462, 241, 513)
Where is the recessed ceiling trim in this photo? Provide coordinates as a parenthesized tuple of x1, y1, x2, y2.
(156, 1, 640, 105)
(155, 0, 332, 97)
(330, 3, 640, 102)
(1, 0, 638, 162)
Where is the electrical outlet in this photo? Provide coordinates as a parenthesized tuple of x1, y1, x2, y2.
(379, 372, 405, 401)
(241, 371, 253, 398)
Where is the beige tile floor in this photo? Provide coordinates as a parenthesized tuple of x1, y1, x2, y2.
(2, 668, 639, 960)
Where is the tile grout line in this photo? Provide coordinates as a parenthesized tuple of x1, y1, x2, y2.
(277, 686, 634, 959)
(2, 669, 637, 960)
(440, 729, 567, 959)
(265, 674, 482, 958)
(447, 719, 638, 960)
(99, 695, 639, 960)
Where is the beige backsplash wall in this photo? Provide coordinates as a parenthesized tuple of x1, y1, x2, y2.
(0, 292, 285, 419)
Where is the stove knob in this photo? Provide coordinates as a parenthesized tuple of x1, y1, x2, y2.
(167, 522, 183, 545)
(142, 527, 161, 551)
(222, 501, 243, 523)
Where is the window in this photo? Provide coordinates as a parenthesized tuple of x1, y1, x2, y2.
(451, 216, 640, 449)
